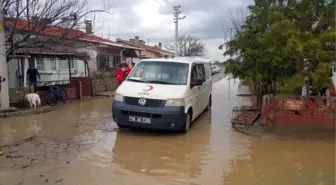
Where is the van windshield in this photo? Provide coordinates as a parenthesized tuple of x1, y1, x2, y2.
(127, 61, 189, 85)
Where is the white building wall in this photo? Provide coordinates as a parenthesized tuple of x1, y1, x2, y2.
(36, 58, 86, 82)
(7, 57, 86, 88)
(332, 62, 336, 88)
(7, 59, 19, 88)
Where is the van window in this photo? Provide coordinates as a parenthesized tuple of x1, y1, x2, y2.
(127, 61, 189, 85)
(191, 64, 206, 81)
(204, 64, 211, 80)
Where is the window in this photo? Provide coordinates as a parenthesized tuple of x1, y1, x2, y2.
(50, 58, 57, 70)
(114, 56, 120, 67)
(36, 58, 45, 70)
(127, 61, 189, 85)
(97, 55, 117, 69)
(60, 59, 75, 70)
(191, 64, 206, 81)
(108, 56, 114, 68)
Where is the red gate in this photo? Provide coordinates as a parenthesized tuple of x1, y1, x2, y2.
(261, 95, 336, 130)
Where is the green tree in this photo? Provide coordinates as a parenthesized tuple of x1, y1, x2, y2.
(222, 0, 335, 99)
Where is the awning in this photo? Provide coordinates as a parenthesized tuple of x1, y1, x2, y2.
(12, 47, 90, 59)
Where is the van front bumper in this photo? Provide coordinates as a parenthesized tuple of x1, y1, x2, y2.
(112, 101, 185, 131)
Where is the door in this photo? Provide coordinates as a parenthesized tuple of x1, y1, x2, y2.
(194, 64, 208, 111)
(190, 64, 207, 117)
(189, 64, 201, 119)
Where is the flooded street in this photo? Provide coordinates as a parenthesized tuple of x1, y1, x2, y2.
(0, 74, 335, 185)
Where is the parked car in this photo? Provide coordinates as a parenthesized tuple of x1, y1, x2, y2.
(211, 65, 220, 74)
(215, 66, 221, 73)
(112, 57, 213, 133)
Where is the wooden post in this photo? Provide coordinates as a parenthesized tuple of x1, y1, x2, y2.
(79, 81, 83, 99)
(68, 58, 72, 79)
(84, 60, 87, 77)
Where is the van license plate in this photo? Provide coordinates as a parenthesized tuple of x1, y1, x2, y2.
(129, 116, 151, 124)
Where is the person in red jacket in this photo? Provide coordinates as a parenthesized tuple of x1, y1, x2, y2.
(115, 63, 130, 85)
(127, 62, 135, 74)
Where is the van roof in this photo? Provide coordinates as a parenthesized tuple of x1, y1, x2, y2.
(139, 57, 212, 64)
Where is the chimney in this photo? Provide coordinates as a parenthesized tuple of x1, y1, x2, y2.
(84, 20, 93, 34)
(158, 42, 162, 49)
(135, 36, 139, 42)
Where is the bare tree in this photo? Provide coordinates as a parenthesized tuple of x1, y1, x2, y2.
(219, 7, 249, 50)
(2, 0, 113, 61)
(229, 7, 248, 33)
(164, 34, 207, 57)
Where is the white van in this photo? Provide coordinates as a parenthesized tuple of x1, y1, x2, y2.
(112, 57, 212, 133)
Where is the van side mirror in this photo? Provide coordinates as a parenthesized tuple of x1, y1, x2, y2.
(190, 79, 204, 88)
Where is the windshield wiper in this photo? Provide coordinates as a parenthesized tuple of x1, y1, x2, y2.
(127, 79, 146, 83)
(146, 80, 174, 85)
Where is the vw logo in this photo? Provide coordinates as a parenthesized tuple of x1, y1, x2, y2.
(138, 98, 146, 106)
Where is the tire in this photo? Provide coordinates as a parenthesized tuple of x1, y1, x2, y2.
(180, 112, 191, 133)
(45, 92, 57, 106)
(205, 96, 212, 111)
(59, 88, 68, 103)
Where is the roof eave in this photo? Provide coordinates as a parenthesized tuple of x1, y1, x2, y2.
(80, 38, 144, 51)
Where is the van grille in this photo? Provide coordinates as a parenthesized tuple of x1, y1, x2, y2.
(124, 97, 165, 107)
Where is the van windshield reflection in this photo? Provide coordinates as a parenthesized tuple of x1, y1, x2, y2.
(127, 61, 189, 85)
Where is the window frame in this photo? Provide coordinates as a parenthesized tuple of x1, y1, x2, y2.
(35, 58, 45, 71)
(59, 59, 75, 70)
(49, 58, 57, 70)
(191, 64, 206, 81)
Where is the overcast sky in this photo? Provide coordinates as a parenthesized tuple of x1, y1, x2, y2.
(91, 0, 253, 62)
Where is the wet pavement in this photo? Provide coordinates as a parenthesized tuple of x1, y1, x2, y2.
(0, 74, 335, 185)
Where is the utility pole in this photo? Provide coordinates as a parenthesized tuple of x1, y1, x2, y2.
(173, 5, 186, 57)
(228, 28, 233, 100)
(0, 1, 9, 108)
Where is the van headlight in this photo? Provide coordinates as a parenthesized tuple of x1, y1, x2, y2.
(114, 93, 124, 102)
(165, 98, 185, 106)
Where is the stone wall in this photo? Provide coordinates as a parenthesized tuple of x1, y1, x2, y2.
(9, 87, 29, 103)
(92, 78, 118, 95)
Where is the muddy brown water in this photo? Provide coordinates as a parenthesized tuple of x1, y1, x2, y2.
(0, 75, 335, 185)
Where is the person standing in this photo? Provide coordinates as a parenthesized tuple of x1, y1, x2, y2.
(26, 65, 40, 93)
(115, 63, 128, 85)
(0, 76, 5, 107)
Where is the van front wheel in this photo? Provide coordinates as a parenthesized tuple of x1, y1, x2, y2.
(205, 96, 212, 111)
(180, 112, 191, 133)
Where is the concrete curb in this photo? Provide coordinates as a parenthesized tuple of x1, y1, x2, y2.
(236, 83, 253, 96)
(93, 92, 115, 97)
(0, 106, 57, 118)
(233, 127, 263, 137)
(93, 94, 115, 97)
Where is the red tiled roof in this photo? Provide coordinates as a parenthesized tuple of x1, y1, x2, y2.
(4, 18, 141, 51)
(117, 40, 174, 55)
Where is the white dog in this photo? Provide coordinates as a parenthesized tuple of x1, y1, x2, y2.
(25, 93, 41, 109)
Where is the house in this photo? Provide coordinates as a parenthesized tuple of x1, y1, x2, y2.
(5, 18, 143, 89)
(116, 36, 175, 63)
(4, 18, 143, 103)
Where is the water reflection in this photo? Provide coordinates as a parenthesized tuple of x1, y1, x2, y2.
(222, 138, 336, 185)
(112, 112, 212, 181)
(0, 98, 113, 146)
